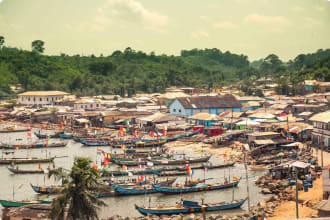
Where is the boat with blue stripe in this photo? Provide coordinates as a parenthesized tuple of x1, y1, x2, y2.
(135, 198, 247, 216)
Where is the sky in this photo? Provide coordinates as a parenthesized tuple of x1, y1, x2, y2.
(0, 0, 329, 61)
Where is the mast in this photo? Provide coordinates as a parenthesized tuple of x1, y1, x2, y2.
(244, 151, 251, 216)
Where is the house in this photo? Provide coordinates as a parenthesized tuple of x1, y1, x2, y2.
(18, 91, 69, 106)
(203, 126, 224, 137)
(322, 165, 330, 200)
(292, 104, 328, 114)
(169, 94, 242, 117)
(188, 113, 221, 127)
(243, 101, 261, 111)
(247, 132, 281, 144)
(309, 111, 330, 148)
(304, 80, 317, 91)
(73, 99, 103, 111)
(319, 82, 330, 93)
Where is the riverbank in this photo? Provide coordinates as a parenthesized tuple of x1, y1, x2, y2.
(268, 149, 330, 219)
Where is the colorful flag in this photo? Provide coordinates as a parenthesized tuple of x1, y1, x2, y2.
(204, 167, 208, 172)
(59, 125, 64, 130)
(121, 144, 125, 150)
(224, 154, 229, 157)
(140, 176, 145, 181)
(14, 146, 19, 150)
(104, 159, 109, 168)
(27, 132, 32, 137)
(150, 131, 154, 137)
(84, 124, 88, 129)
(41, 125, 45, 129)
(97, 148, 103, 154)
(38, 163, 42, 170)
(163, 125, 168, 136)
(122, 165, 127, 171)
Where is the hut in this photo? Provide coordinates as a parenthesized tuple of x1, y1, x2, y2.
(313, 200, 330, 217)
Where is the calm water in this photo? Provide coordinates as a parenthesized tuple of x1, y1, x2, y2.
(0, 125, 267, 218)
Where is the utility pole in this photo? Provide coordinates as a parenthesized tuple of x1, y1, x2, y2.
(295, 166, 299, 219)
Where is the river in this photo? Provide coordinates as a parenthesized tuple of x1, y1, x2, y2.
(0, 126, 267, 218)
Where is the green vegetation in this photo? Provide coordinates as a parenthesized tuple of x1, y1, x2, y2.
(49, 157, 106, 220)
(0, 36, 329, 98)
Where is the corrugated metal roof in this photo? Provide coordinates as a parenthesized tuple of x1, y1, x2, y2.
(177, 94, 242, 109)
(19, 91, 69, 96)
(309, 111, 330, 123)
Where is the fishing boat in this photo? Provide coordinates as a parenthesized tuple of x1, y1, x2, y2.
(0, 141, 67, 149)
(114, 185, 157, 196)
(153, 178, 241, 195)
(0, 198, 52, 207)
(132, 168, 164, 175)
(82, 140, 110, 147)
(155, 171, 188, 176)
(112, 140, 167, 149)
(151, 156, 211, 165)
(34, 131, 64, 139)
(59, 133, 73, 139)
(174, 162, 236, 171)
(101, 170, 129, 177)
(0, 127, 31, 133)
(112, 159, 146, 166)
(8, 167, 45, 174)
(30, 183, 62, 194)
(135, 198, 247, 216)
(0, 157, 55, 165)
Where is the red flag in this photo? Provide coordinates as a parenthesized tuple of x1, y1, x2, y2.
(150, 131, 154, 137)
(41, 125, 45, 129)
(27, 132, 32, 137)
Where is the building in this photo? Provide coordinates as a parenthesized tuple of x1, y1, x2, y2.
(169, 94, 242, 117)
(322, 165, 330, 200)
(2, 204, 53, 220)
(18, 91, 69, 106)
(310, 111, 330, 148)
(188, 113, 221, 127)
(73, 99, 102, 111)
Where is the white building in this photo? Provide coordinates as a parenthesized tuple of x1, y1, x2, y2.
(74, 99, 102, 111)
(18, 91, 69, 106)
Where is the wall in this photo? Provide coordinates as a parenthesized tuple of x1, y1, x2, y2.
(19, 95, 65, 106)
(169, 99, 187, 117)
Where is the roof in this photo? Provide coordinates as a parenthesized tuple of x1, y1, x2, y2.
(139, 112, 178, 123)
(74, 99, 102, 104)
(248, 132, 280, 137)
(290, 161, 311, 169)
(248, 112, 275, 119)
(309, 111, 330, 123)
(218, 111, 244, 118)
(253, 139, 274, 145)
(313, 200, 330, 211)
(188, 113, 221, 121)
(244, 101, 261, 107)
(298, 112, 313, 116)
(18, 91, 69, 96)
(176, 94, 241, 109)
(238, 96, 264, 101)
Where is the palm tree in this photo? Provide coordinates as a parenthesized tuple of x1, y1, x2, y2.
(50, 157, 107, 220)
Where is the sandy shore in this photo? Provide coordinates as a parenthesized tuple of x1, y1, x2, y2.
(269, 149, 330, 219)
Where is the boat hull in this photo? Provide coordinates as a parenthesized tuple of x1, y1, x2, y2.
(135, 199, 246, 216)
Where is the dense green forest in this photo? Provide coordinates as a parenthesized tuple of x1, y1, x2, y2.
(0, 36, 329, 99)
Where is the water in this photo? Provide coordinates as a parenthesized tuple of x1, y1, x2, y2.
(0, 125, 267, 218)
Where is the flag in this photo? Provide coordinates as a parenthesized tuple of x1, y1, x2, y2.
(122, 165, 127, 171)
(171, 150, 174, 154)
(38, 163, 42, 170)
(104, 159, 109, 168)
(27, 132, 32, 137)
(63, 120, 67, 126)
(224, 154, 229, 157)
(41, 125, 45, 129)
(148, 177, 153, 181)
(84, 124, 88, 129)
(140, 176, 145, 181)
(166, 148, 170, 153)
(14, 146, 19, 150)
(137, 158, 141, 162)
(163, 125, 168, 136)
(138, 164, 142, 168)
(204, 167, 208, 172)
(121, 144, 125, 150)
(150, 131, 154, 137)
(46, 135, 49, 140)
(97, 148, 103, 154)
(60, 125, 64, 130)
(161, 158, 168, 164)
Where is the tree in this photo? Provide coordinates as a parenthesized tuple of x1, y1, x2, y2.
(50, 157, 107, 220)
(0, 36, 4, 48)
(31, 40, 45, 53)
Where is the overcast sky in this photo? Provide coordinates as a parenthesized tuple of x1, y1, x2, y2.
(0, 0, 329, 61)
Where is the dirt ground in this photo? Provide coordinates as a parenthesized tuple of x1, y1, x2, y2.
(269, 149, 330, 220)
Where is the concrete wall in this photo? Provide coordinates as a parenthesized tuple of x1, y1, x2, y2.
(18, 95, 65, 106)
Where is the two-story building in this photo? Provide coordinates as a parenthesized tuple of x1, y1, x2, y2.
(310, 111, 330, 148)
(73, 99, 103, 111)
(169, 94, 242, 117)
(18, 91, 69, 106)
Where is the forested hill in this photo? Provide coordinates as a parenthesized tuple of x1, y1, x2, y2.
(0, 45, 329, 99)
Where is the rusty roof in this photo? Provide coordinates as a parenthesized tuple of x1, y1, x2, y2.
(176, 94, 241, 109)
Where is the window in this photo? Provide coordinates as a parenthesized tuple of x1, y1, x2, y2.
(40, 98, 42, 101)
(85, 105, 87, 108)
(179, 109, 182, 113)
(81, 105, 83, 108)
(96, 104, 99, 107)
(90, 104, 93, 108)
(47, 98, 49, 101)
(28, 97, 30, 101)
(173, 109, 176, 112)
(33, 97, 35, 101)
(52, 97, 54, 101)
